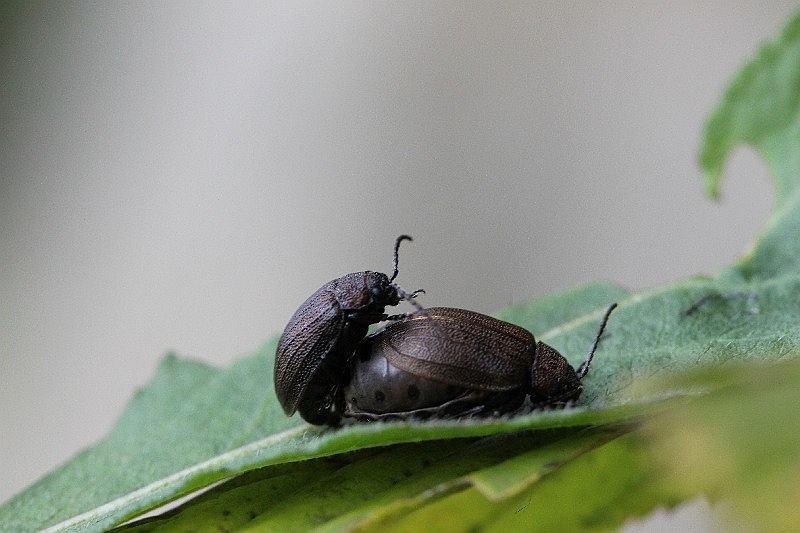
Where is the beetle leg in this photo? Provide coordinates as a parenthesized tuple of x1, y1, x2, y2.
(343, 389, 526, 421)
(384, 312, 415, 321)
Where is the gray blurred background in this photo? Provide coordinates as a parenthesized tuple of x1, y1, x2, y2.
(0, 1, 794, 525)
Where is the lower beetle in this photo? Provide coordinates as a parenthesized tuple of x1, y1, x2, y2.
(343, 304, 617, 420)
(274, 235, 424, 425)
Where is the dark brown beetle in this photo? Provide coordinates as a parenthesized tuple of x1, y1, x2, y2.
(343, 304, 617, 420)
(274, 235, 423, 425)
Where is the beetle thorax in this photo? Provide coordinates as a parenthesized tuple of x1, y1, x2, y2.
(529, 341, 582, 404)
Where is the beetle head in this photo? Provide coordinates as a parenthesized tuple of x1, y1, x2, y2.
(529, 303, 617, 405)
(378, 234, 429, 315)
(366, 271, 402, 306)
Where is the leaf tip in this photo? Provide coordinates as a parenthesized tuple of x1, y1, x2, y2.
(698, 143, 723, 200)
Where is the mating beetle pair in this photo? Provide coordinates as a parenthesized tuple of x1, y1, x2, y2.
(274, 236, 616, 425)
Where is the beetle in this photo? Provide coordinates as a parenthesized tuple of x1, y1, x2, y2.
(274, 235, 424, 425)
(343, 304, 617, 420)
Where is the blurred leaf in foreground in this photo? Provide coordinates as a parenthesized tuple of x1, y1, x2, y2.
(643, 359, 800, 533)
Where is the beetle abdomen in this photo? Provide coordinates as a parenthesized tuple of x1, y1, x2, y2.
(346, 337, 468, 413)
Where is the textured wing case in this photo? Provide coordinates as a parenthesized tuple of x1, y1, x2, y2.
(274, 285, 343, 414)
(378, 307, 534, 391)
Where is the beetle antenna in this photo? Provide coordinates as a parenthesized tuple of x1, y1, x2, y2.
(577, 303, 618, 379)
(386, 236, 445, 335)
(395, 285, 427, 314)
(390, 285, 451, 341)
(389, 234, 413, 282)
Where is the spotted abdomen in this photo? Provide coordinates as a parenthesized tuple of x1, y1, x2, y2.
(345, 333, 468, 413)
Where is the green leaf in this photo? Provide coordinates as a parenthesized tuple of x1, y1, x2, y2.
(115, 427, 632, 532)
(4, 8, 800, 533)
(699, 10, 800, 280)
(642, 358, 800, 533)
(360, 430, 693, 533)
